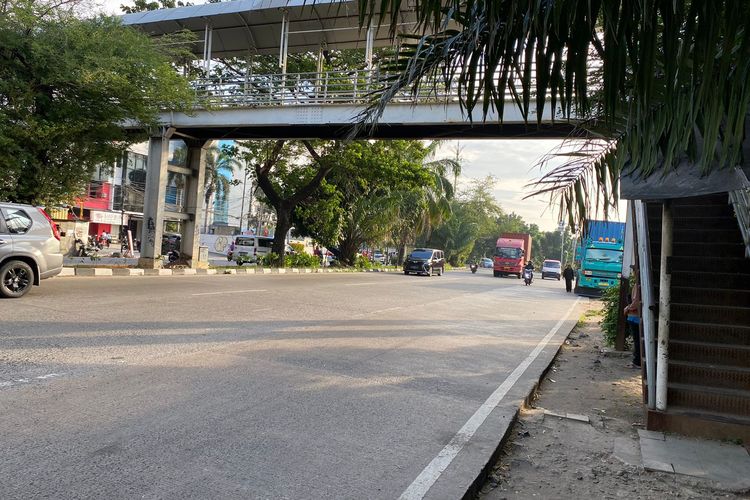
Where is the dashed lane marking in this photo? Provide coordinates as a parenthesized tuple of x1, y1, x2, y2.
(191, 289, 267, 296)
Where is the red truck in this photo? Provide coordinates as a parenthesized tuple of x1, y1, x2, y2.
(493, 233, 532, 278)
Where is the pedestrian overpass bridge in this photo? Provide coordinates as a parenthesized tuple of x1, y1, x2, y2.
(120, 0, 578, 268)
(123, 0, 575, 140)
(159, 69, 571, 140)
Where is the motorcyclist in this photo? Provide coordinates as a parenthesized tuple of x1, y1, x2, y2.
(523, 261, 534, 283)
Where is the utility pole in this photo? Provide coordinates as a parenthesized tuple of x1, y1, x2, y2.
(452, 141, 464, 192)
(558, 221, 565, 263)
(238, 161, 248, 233)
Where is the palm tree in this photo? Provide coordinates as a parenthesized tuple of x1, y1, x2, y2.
(203, 144, 241, 232)
(391, 148, 460, 263)
(357, 1, 750, 226)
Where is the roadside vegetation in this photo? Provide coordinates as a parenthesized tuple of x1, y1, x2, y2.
(0, 0, 194, 205)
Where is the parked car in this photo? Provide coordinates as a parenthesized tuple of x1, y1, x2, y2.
(0, 202, 63, 298)
(541, 259, 562, 280)
(372, 251, 386, 264)
(403, 248, 445, 276)
(480, 257, 493, 268)
(228, 235, 274, 264)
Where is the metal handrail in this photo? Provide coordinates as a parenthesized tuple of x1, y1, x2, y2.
(191, 68, 535, 109)
(729, 186, 750, 258)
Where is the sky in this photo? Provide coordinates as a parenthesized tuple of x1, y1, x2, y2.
(437, 139, 569, 231)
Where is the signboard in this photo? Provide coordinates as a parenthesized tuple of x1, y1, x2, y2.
(91, 210, 126, 225)
(47, 207, 69, 220)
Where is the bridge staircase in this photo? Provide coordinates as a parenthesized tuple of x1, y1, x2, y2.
(644, 193, 750, 441)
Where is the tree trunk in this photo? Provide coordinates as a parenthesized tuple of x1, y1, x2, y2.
(203, 192, 212, 233)
(272, 206, 292, 267)
(339, 233, 360, 266)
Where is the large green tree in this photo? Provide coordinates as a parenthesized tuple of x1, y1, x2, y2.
(358, 1, 750, 226)
(234, 140, 339, 265)
(0, 0, 194, 205)
(315, 140, 437, 264)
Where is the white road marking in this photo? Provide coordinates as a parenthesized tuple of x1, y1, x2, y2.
(191, 289, 267, 296)
(0, 373, 65, 389)
(399, 298, 581, 500)
(352, 305, 405, 318)
(344, 282, 381, 286)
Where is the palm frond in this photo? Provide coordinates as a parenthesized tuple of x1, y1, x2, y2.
(358, 0, 750, 223)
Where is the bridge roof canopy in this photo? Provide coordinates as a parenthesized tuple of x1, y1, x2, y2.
(121, 0, 417, 58)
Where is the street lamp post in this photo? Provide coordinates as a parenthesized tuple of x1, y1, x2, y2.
(558, 221, 565, 263)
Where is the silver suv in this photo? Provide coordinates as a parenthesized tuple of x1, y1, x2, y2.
(0, 202, 64, 298)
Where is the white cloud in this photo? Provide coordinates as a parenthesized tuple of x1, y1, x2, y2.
(438, 139, 625, 231)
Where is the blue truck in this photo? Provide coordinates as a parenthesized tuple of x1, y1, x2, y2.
(574, 220, 626, 297)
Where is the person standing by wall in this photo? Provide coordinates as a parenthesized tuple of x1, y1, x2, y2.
(562, 264, 575, 293)
(623, 265, 642, 368)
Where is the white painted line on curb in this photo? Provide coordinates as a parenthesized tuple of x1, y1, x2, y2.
(191, 289, 267, 296)
(399, 297, 581, 500)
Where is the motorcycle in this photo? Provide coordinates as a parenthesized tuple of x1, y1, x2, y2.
(74, 238, 99, 257)
(469, 263, 478, 274)
(523, 268, 533, 286)
(167, 249, 180, 263)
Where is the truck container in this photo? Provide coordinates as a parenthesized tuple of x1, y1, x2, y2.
(574, 220, 626, 296)
(493, 233, 532, 278)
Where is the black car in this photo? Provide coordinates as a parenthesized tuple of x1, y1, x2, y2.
(403, 248, 445, 276)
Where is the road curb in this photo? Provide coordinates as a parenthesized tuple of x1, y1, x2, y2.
(74, 268, 113, 276)
(460, 305, 583, 500)
(58, 266, 417, 278)
(112, 268, 145, 276)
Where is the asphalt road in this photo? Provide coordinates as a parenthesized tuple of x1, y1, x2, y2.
(0, 269, 584, 499)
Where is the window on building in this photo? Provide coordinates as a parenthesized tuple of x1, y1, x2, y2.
(88, 180, 104, 199)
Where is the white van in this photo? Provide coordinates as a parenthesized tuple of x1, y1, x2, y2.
(541, 259, 562, 280)
(228, 235, 274, 264)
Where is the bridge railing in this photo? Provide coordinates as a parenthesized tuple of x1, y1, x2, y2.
(191, 68, 470, 108)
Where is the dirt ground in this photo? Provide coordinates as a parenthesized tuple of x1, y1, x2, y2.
(478, 307, 747, 500)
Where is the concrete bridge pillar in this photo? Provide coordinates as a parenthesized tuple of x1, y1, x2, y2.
(182, 139, 209, 268)
(138, 131, 209, 269)
(138, 130, 172, 269)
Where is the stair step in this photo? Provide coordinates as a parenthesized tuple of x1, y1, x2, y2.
(648, 204, 733, 219)
(651, 242, 746, 258)
(670, 321, 750, 345)
(667, 217, 740, 230)
(650, 227, 742, 244)
(660, 406, 750, 440)
(670, 340, 750, 368)
(670, 270, 750, 289)
(672, 303, 750, 324)
(670, 257, 750, 275)
(669, 361, 750, 391)
(667, 382, 750, 415)
(671, 287, 750, 307)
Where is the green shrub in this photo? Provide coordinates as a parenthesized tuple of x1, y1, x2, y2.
(259, 251, 322, 268)
(259, 252, 282, 267)
(287, 252, 320, 268)
(289, 242, 305, 254)
(600, 281, 627, 347)
(355, 255, 371, 270)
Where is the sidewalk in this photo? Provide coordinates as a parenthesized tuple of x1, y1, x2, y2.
(478, 311, 750, 499)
